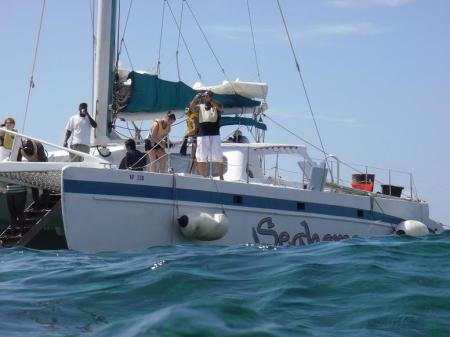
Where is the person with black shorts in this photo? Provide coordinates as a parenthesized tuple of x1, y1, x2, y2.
(146, 112, 176, 173)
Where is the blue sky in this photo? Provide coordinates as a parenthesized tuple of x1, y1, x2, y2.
(1, 0, 449, 225)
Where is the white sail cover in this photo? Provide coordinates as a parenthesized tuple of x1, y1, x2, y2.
(193, 80, 268, 99)
(118, 69, 268, 100)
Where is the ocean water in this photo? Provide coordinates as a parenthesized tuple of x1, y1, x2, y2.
(1, 233, 450, 337)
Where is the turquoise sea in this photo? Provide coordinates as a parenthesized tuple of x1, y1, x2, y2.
(1, 233, 450, 337)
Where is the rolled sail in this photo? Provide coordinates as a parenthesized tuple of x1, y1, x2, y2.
(115, 71, 267, 120)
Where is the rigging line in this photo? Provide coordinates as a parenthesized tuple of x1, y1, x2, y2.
(130, 120, 142, 139)
(212, 177, 226, 214)
(89, 0, 96, 107)
(331, 158, 392, 191)
(122, 39, 135, 69)
(371, 196, 387, 224)
(156, 0, 167, 76)
(337, 160, 379, 182)
(262, 113, 325, 154)
(118, 0, 134, 58)
(22, 0, 46, 133)
(129, 135, 172, 170)
(184, 0, 237, 93)
(246, 0, 262, 82)
(114, 128, 132, 139)
(115, 124, 149, 132)
(339, 162, 390, 189)
(119, 0, 133, 51)
(332, 159, 412, 175)
(125, 121, 133, 138)
(175, 0, 185, 81)
(115, 0, 121, 71)
(275, 0, 332, 179)
(171, 172, 178, 244)
(139, 120, 144, 138)
(165, 1, 202, 80)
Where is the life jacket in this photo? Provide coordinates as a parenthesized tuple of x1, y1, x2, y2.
(199, 104, 218, 124)
(3, 129, 16, 149)
(187, 110, 199, 133)
(151, 119, 171, 147)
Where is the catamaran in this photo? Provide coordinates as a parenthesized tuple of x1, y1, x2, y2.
(0, 0, 444, 251)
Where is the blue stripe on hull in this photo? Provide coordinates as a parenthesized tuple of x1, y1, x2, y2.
(63, 179, 404, 224)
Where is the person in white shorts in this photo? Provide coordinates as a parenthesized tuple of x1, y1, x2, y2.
(189, 91, 224, 180)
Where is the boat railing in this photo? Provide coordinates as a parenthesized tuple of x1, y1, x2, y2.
(326, 154, 340, 185)
(321, 156, 418, 200)
(264, 153, 418, 200)
(123, 141, 417, 201)
(1, 129, 111, 165)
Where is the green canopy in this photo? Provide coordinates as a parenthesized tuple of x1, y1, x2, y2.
(220, 117, 267, 130)
(122, 72, 261, 114)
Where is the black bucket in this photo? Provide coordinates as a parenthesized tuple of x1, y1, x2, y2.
(352, 174, 375, 183)
(381, 184, 403, 197)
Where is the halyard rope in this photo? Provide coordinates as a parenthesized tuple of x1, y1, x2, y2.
(275, 0, 332, 180)
(22, 0, 46, 133)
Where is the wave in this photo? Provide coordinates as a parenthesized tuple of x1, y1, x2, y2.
(1, 232, 450, 336)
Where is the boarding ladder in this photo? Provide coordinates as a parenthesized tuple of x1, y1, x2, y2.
(0, 193, 61, 248)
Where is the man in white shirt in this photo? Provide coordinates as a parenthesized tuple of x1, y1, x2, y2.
(63, 102, 97, 162)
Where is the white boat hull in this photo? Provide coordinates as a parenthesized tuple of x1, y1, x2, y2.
(61, 167, 439, 252)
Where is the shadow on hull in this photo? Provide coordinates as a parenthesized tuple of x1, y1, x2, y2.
(0, 193, 67, 250)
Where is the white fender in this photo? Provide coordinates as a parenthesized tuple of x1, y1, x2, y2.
(395, 220, 429, 237)
(177, 213, 229, 241)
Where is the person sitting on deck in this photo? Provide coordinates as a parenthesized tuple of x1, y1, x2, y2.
(226, 129, 249, 144)
(145, 112, 176, 173)
(20, 139, 47, 162)
(119, 139, 147, 171)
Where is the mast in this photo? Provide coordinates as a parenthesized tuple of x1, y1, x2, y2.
(92, 0, 118, 145)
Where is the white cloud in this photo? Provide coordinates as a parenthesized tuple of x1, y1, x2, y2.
(270, 109, 364, 127)
(269, 108, 299, 119)
(207, 21, 382, 42)
(302, 113, 365, 127)
(329, 0, 414, 8)
(298, 22, 383, 38)
(205, 25, 279, 43)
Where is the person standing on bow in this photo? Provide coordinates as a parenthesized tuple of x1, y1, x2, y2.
(63, 102, 97, 162)
(189, 90, 224, 180)
(180, 107, 199, 174)
(146, 112, 176, 173)
(0, 117, 17, 161)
